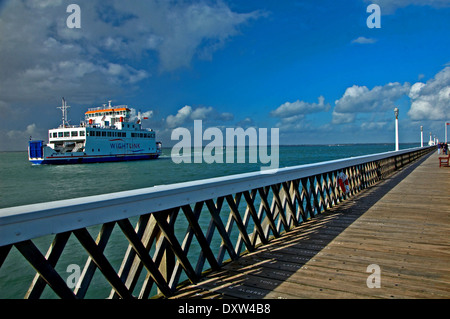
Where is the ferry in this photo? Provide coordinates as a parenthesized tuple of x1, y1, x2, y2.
(28, 99, 162, 165)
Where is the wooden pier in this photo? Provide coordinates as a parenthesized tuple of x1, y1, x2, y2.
(170, 151, 450, 299)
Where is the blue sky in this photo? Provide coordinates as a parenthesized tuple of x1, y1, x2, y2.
(0, 0, 449, 151)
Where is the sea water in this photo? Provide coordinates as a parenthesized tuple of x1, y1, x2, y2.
(0, 144, 419, 298)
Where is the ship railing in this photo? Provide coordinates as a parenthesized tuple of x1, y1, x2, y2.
(57, 125, 79, 129)
(0, 146, 435, 299)
(87, 105, 129, 112)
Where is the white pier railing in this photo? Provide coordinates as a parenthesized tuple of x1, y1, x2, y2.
(0, 146, 435, 298)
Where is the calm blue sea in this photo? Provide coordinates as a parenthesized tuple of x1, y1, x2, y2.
(0, 143, 419, 298)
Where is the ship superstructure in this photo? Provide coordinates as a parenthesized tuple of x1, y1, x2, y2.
(28, 99, 161, 164)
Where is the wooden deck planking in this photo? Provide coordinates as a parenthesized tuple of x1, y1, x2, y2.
(170, 151, 450, 299)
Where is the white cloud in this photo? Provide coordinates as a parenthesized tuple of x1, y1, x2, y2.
(409, 82, 426, 99)
(332, 67, 450, 126)
(0, 3, 150, 107)
(269, 96, 330, 132)
(331, 111, 356, 125)
(191, 106, 215, 120)
(102, 1, 263, 71)
(6, 124, 37, 139)
(236, 117, 256, 129)
(407, 67, 450, 120)
(30, 0, 63, 8)
(141, 110, 154, 119)
(165, 105, 235, 128)
(0, 0, 261, 150)
(127, 108, 154, 124)
(351, 36, 377, 44)
(166, 105, 194, 128)
(1, 123, 43, 151)
(364, 0, 450, 13)
(274, 114, 307, 131)
(361, 121, 388, 130)
(0, 0, 261, 105)
(333, 82, 410, 116)
(270, 96, 331, 118)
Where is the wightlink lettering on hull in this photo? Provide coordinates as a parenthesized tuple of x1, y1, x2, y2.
(28, 99, 162, 165)
(110, 143, 141, 150)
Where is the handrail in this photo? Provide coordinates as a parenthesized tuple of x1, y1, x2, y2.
(0, 146, 435, 298)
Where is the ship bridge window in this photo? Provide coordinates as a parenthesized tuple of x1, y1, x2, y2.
(53, 132, 57, 138)
(96, 131, 101, 137)
(64, 132, 70, 137)
(58, 132, 63, 137)
(102, 132, 106, 137)
(71, 131, 78, 137)
(80, 131, 85, 136)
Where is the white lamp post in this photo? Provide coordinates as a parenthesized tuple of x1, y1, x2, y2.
(420, 125, 423, 148)
(446, 121, 449, 143)
(394, 108, 399, 151)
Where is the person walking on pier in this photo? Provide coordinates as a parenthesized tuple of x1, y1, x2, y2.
(438, 142, 442, 154)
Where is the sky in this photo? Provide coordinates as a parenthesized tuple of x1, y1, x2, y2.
(0, 0, 449, 151)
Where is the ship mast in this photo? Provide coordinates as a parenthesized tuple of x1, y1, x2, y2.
(57, 97, 70, 128)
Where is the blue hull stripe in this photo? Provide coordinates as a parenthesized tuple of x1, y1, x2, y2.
(30, 154, 159, 165)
